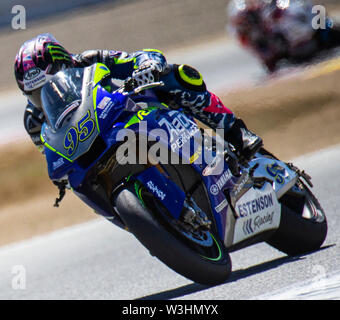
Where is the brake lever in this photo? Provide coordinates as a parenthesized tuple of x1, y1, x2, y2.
(131, 81, 165, 95)
(115, 81, 164, 96)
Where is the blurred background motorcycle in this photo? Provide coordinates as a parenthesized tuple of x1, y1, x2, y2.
(227, 0, 340, 72)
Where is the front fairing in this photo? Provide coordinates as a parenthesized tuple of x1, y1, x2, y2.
(41, 64, 128, 180)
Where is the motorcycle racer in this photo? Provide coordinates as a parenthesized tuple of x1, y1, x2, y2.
(14, 33, 262, 162)
(228, 0, 340, 72)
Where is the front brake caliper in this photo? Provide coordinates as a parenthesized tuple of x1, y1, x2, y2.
(182, 200, 211, 231)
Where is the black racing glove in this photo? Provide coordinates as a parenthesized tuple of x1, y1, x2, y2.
(132, 60, 162, 86)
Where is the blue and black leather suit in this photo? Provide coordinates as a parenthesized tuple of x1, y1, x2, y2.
(24, 48, 261, 160)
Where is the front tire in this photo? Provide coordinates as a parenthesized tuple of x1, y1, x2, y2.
(114, 186, 232, 285)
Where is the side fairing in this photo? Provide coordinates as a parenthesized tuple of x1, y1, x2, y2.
(121, 108, 238, 240)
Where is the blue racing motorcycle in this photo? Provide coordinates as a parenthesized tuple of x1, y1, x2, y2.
(40, 63, 327, 285)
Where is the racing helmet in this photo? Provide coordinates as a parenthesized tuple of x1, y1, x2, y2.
(14, 33, 74, 109)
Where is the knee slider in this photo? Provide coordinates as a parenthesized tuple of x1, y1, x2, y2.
(174, 64, 206, 92)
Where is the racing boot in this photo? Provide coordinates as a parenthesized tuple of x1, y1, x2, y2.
(202, 93, 262, 162)
(224, 118, 263, 163)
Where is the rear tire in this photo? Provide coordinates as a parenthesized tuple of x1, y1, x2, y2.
(114, 186, 232, 285)
(266, 181, 327, 256)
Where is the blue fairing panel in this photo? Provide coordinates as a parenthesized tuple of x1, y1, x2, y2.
(135, 166, 186, 219)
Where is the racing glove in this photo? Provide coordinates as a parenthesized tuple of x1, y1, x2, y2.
(132, 60, 162, 86)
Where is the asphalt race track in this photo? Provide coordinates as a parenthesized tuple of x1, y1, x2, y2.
(0, 145, 339, 299)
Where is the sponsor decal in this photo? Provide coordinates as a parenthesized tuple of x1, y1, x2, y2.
(23, 68, 46, 90)
(137, 109, 152, 120)
(253, 211, 274, 230)
(232, 172, 250, 196)
(97, 96, 112, 110)
(146, 180, 166, 201)
(242, 212, 275, 235)
(210, 184, 219, 196)
(242, 218, 253, 235)
(52, 158, 64, 170)
(24, 67, 41, 81)
(237, 193, 274, 218)
(189, 146, 202, 164)
(158, 111, 199, 152)
(124, 108, 156, 128)
(232, 185, 281, 245)
(215, 199, 228, 213)
(99, 99, 114, 119)
(209, 170, 233, 195)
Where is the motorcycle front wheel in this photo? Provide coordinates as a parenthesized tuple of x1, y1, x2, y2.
(114, 183, 232, 285)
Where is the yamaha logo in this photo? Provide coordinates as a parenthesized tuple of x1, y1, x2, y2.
(210, 184, 219, 196)
(24, 67, 41, 81)
(209, 170, 232, 196)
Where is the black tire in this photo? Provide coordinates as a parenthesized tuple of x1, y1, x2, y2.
(114, 186, 232, 285)
(266, 182, 327, 256)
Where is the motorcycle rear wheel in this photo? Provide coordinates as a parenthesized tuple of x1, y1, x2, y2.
(258, 148, 327, 255)
(266, 180, 327, 256)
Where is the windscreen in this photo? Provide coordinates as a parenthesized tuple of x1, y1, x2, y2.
(41, 68, 84, 130)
